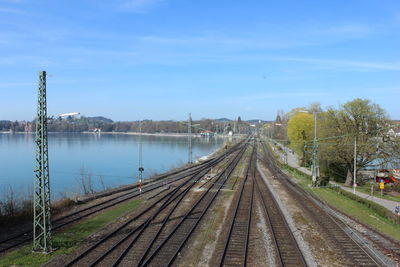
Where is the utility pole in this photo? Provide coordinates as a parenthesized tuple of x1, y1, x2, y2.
(138, 120, 144, 193)
(33, 71, 52, 252)
(311, 113, 320, 187)
(353, 136, 357, 194)
(224, 144, 228, 181)
(188, 113, 192, 164)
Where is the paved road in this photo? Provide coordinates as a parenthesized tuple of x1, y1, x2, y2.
(271, 140, 311, 175)
(269, 140, 400, 214)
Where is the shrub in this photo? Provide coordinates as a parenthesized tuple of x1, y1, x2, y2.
(329, 187, 400, 224)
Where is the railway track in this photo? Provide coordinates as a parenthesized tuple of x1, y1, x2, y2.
(218, 145, 255, 267)
(60, 137, 249, 266)
(260, 140, 382, 267)
(0, 139, 245, 254)
(0, 162, 208, 254)
(218, 141, 306, 267)
(65, 166, 212, 266)
(139, 141, 248, 267)
(254, 170, 307, 266)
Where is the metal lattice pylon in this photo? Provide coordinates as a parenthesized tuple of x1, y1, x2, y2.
(311, 114, 320, 187)
(188, 113, 192, 164)
(138, 120, 144, 192)
(33, 71, 52, 252)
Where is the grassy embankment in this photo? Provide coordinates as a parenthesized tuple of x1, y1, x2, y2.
(0, 199, 143, 267)
(342, 183, 400, 202)
(266, 142, 400, 241)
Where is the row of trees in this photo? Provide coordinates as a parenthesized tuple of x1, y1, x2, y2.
(273, 99, 400, 185)
(1, 116, 252, 134)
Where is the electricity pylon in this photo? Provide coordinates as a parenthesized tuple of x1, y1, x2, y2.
(311, 114, 320, 186)
(138, 120, 144, 193)
(188, 113, 192, 164)
(33, 71, 52, 252)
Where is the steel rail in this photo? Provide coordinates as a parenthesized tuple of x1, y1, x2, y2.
(0, 160, 210, 254)
(0, 160, 205, 250)
(254, 170, 307, 267)
(0, 140, 245, 254)
(218, 145, 256, 267)
(64, 140, 247, 266)
(92, 167, 212, 267)
(139, 139, 249, 267)
(260, 141, 382, 266)
(65, 162, 217, 267)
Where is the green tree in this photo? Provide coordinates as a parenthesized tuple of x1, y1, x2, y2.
(287, 112, 314, 156)
(318, 99, 391, 185)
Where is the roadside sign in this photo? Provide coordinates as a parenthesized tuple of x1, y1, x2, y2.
(379, 182, 384, 190)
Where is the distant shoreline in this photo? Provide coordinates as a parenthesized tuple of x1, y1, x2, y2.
(0, 131, 239, 138)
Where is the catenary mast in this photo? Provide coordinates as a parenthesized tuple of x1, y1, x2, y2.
(33, 71, 52, 252)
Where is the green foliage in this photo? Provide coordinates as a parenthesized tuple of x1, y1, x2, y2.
(312, 188, 400, 240)
(393, 182, 400, 193)
(1, 118, 247, 134)
(330, 187, 399, 224)
(266, 141, 400, 239)
(318, 99, 391, 184)
(0, 199, 143, 267)
(287, 112, 313, 154)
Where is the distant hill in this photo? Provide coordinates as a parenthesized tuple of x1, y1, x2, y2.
(85, 116, 113, 123)
(214, 118, 232, 122)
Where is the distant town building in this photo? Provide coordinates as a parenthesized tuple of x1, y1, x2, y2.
(200, 130, 213, 137)
(388, 128, 400, 137)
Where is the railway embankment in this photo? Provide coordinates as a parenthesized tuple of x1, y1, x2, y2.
(270, 140, 400, 213)
(264, 140, 400, 265)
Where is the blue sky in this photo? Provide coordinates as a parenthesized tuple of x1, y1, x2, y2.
(0, 0, 399, 121)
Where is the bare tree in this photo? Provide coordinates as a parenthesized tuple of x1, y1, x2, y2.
(4, 185, 16, 216)
(76, 166, 94, 195)
(98, 175, 107, 191)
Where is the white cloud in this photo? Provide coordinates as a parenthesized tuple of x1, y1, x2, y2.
(269, 57, 400, 72)
(317, 24, 373, 37)
(136, 34, 316, 50)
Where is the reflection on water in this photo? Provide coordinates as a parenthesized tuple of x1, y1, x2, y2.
(0, 133, 224, 199)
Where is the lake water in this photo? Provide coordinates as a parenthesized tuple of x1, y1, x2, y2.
(0, 133, 224, 200)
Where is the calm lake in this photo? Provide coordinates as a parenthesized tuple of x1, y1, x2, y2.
(0, 133, 224, 200)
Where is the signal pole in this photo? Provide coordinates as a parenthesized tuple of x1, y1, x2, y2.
(138, 120, 144, 194)
(188, 113, 192, 164)
(33, 71, 52, 252)
(311, 113, 320, 186)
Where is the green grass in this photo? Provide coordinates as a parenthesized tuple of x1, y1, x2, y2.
(282, 164, 400, 241)
(264, 142, 400, 241)
(0, 198, 143, 267)
(312, 188, 400, 240)
(343, 183, 400, 202)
